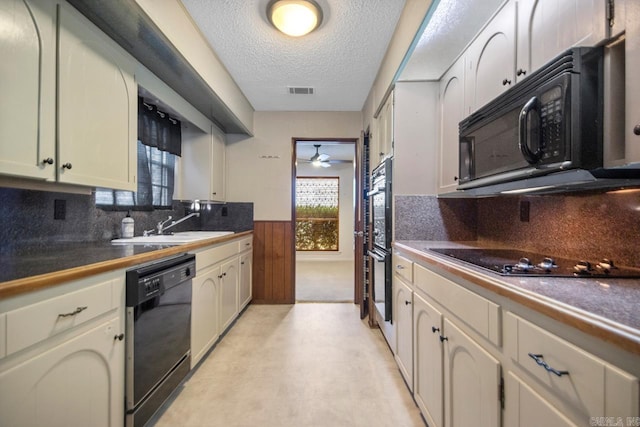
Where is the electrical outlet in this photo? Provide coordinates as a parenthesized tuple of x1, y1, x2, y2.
(221, 206, 228, 217)
(519, 200, 530, 222)
(54, 199, 66, 220)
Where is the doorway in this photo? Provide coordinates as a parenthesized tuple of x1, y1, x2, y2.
(292, 139, 359, 302)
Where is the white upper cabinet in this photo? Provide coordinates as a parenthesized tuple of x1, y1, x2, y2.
(373, 91, 394, 166)
(181, 124, 226, 202)
(465, 0, 516, 114)
(57, 3, 137, 190)
(438, 56, 466, 194)
(0, 1, 137, 190)
(516, 0, 608, 82)
(0, 0, 56, 180)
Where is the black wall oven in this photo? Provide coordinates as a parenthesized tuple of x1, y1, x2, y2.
(368, 158, 392, 322)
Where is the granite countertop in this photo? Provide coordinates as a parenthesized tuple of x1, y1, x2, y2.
(0, 230, 253, 300)
(394, 240, 640, 355)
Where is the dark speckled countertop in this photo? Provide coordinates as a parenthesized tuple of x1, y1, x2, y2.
(0, 231, 253, 299)
(0, 242, 163, 283)
(394, 240, 640, 355)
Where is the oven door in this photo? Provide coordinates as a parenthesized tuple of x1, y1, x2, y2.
(369, 248, 391, 322)
(370, 187, 387, 250)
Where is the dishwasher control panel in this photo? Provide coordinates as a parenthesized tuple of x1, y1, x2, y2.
(126, 254, 196, 306)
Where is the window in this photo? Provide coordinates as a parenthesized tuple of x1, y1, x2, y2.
(96, 97, 181, 210)
(95, 141, 176, 209)
(295, 177, 339, 251)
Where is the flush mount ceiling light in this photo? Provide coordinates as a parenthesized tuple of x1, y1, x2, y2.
(267, 0, 323, 37)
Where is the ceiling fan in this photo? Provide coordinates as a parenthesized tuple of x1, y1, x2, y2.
(297, 144, 353, 168)
(299, 144, 333, 168)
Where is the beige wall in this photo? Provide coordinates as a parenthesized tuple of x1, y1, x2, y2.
(225, 112, 362, 221)
(296, 161, 355, 261)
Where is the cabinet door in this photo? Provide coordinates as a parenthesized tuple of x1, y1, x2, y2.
(181, 124, 226, 202)
(438, 57, 465, 193)
(381, 91, 394, 160)
(0, 0, 56, 180)
(219, 257, 239, 332)
(394, 277, 413, 391)
(516, 0, 608, 81)
(239, 251, 252, 310)
(465, 0, 516, 113)
(57, 3, 136, 191)
(210, 127, 226, 202)
(505, 372, 577, 427)
(443, 318, 501, 427)
(413, 293, 444, 427)
(191, 265, 220, 368)
(0, 317, 124, 427)
(626, 0, 640, 164)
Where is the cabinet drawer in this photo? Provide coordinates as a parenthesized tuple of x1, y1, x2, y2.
(196, 241, 238, 272)
(393, 253, 413, 283)
(238, 236, 253, 252)
(507, 313, 639, 419)
(5, 279, 118, 356)
(414, 264, 501, 346)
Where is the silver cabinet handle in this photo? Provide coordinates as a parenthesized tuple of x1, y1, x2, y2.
(528, 353, 569, 377)
(396, 265, 405, 269)
(58, 306, 87, 318)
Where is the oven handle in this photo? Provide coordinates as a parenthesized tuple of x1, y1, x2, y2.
(518, 96, 542, 164)
(368, 250, 386, 262)
(367, 187, 381, 197)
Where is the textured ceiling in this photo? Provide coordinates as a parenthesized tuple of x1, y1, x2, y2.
(180, 0, 406, 112)
(399, 0, 505, 81)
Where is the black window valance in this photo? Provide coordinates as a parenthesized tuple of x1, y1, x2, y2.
(138, 97, 182, 156)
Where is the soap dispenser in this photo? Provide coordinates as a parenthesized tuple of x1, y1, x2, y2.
(121, 211, 134, 238)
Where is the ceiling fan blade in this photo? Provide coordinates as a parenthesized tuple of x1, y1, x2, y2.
(317, 153, 330, 161)
(320, 161, 331, 168)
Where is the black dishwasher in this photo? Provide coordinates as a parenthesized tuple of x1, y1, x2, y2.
(125, 253, 195, 427)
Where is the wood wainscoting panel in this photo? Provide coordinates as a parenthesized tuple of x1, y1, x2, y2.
(252, 221, 295, 304)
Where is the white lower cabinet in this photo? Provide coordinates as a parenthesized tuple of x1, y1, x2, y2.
(394, 274, 414, 391)
(505, 312, 639, 424)
(219, 258, 239, 332)
(239, 251, 252, 310)
(412, 292, 500, 427)
(0, 318, 123, 427)
(505, 372, 576, 427)
(191, 264, 221, 368)
(0, 272, 125, 427)
(443, 318, 501, 427)
(413, 293, 443, 427)
(398, 250, 640, 427)
(191, 234, 253, 368)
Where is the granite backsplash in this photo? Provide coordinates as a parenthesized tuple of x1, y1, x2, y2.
(395, 189, 640, 267)
(0, 187, 253, 253)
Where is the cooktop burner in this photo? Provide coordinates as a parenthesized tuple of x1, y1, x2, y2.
(429, 248, 640, 278)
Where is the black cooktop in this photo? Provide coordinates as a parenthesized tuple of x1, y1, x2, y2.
(429, 248, 640, 278)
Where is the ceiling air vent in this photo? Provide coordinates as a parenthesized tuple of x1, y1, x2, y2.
(288, 86, 315, 95)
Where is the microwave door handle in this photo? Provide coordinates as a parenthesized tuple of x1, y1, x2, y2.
(519, 96, 542, 164)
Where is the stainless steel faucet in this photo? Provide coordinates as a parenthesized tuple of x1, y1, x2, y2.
(143, 212, 201, 236)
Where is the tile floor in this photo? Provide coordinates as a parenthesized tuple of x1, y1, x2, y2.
(296, 260, 354, 302)
(153, 303, 425, 427)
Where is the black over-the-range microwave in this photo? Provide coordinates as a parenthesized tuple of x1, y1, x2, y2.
(457, 47, 605, 191)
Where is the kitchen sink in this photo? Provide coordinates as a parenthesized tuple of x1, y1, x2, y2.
(111, 231, 234, 245)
